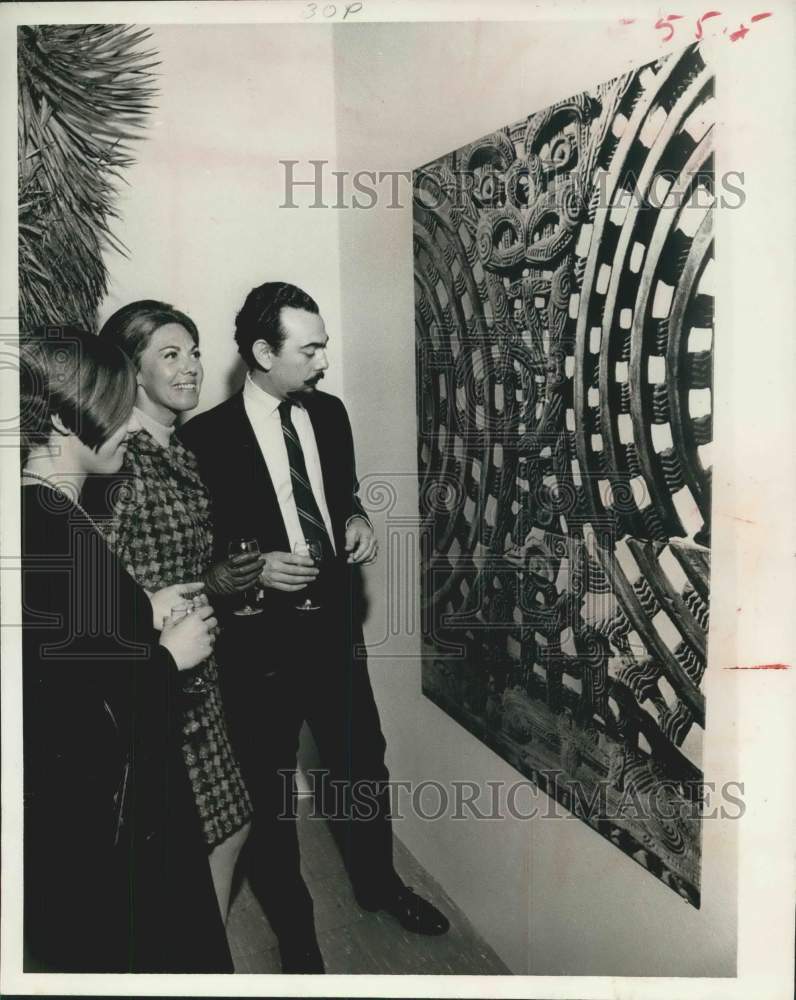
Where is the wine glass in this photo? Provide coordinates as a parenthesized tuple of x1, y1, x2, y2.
(228, 537, 264, 616)
(293, 538, 323, 611)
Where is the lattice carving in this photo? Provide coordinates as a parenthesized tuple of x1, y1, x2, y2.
(414, 44, 713, 905)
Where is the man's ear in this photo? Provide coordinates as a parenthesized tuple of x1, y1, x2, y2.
(252, 339, 273, 372)
(50, 413, 72, 437)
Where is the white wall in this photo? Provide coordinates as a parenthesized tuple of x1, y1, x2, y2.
(332, 20, 741, 976)
(100, 23, 343, 408)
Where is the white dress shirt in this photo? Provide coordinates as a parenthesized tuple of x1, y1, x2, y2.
(242, 373, 337, 554)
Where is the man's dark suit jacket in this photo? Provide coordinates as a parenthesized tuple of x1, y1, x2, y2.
(179, 388, 368, 696)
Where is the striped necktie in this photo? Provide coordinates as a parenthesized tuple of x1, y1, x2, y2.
(278, 400, 334, 561)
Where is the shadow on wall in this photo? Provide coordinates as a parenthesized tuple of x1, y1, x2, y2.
(224, 355, 249, 400)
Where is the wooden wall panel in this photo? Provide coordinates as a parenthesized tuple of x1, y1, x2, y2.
(414, 44, 713, 906)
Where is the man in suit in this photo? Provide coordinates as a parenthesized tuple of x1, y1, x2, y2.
(180, 282, 448, 973)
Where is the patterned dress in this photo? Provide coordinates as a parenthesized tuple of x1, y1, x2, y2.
(103, 427, 252, 849)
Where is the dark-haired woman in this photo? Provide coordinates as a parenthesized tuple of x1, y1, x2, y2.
(94, 300, 260, 922)
(20, 329, 232, 972)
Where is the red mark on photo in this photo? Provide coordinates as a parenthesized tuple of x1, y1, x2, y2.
(620, 17, 636, 24)
(730, 23, 750, 40)
(719, 511, 755, 524)
(724, 663, 790, 670)
(654, 14, 684, 42)
(695, 10, 722, 39)
(750, 12, 773, 21)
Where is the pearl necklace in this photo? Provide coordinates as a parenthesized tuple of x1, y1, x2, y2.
(22, 471, 104, 534)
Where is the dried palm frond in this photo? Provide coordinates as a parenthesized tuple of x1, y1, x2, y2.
(18, 24, 159, 333)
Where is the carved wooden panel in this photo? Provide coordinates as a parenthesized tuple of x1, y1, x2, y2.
(414, 44, 713, 905)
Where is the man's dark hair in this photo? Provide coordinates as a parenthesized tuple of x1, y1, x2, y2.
(234, 282, 319, 369)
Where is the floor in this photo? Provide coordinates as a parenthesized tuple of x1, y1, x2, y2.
(226, 796, 510, 975)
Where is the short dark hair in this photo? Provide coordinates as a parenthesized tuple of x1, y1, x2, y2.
(20, 327, 136, 465)
(234, 282, 319, 369)
(98, 299, 199, 366)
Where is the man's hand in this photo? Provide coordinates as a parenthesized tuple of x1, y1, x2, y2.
(345, 516, 378, 564)
(204, 552, 266, 597)
(261, 551, 319, 592)
(147, 581, 205, 630)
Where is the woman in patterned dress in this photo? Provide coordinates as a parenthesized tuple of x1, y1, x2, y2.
(95, 300, 264, 921)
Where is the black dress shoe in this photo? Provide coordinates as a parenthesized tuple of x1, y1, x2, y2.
(360, 886, 450, 936)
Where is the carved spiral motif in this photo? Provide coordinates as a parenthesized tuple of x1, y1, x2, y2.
(579, 627, 607, 667)
(476, 225, 494, 264)
(505, 158, 538, 209)
(557, 181, 585, 229)
(476, 209, 525, 269)
(548, 134, 576, 173)
(422, 476, 464, 514)
(648, 810, 688, 857)
(473, 170, 505, 209)
(605, 477, 638, 514)
(536, 479, 578, 516)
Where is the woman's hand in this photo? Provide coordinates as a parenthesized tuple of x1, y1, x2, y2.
(147, 581, 206, 630)
(203, 552, 265, 597)
(159, 603, 218, 671)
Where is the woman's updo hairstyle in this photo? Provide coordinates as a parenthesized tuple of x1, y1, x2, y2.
(99, 300, 199, 365)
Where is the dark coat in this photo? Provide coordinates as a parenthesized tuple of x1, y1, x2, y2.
(178, 388, 369, 713)
(21, 484, 232, 973)
(179, 388, 366, 566)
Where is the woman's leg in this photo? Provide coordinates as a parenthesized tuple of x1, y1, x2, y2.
(209, 822, 251, 922)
